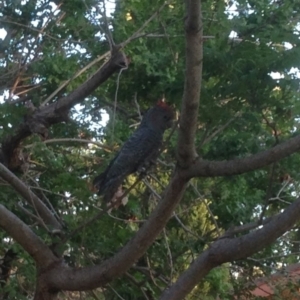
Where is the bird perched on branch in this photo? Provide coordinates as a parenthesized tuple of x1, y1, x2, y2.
(93, 100, 174, 204)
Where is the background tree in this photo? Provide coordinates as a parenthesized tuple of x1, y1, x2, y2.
(1, 0, 300, 299)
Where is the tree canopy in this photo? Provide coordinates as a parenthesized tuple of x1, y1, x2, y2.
(1, 0, 300, 299)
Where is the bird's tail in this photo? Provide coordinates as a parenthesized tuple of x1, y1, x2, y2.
(93, 173, 106, 195)
(94, 172, 125, 204)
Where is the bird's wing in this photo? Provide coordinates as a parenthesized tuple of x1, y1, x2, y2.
(110, 127, 162, 175)
(94, 128, 162, 198)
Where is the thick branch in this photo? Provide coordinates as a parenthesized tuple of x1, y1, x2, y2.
(0, 204, 58, 267)
(41, 172, 188, 291)
(47, 51, 127, 113)
(0, 162, 62, 230)
(1, 51, 128, 168)
(177, 0, 203, 167)
(184, 134, 300, 178)
(160, 197, 300, 300)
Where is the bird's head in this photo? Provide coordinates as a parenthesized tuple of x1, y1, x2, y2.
(142, 100, 175, 131)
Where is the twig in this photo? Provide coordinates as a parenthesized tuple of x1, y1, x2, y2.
(262, 113, 280, 145)
(0, 19, 69, 42)
(259, 163, 277, 223)
(163, 228, 173, 284)
(89, 290, 101, 300)
(25, 174, 63, 225)
(142, 178, 162, 199)
(190, 183, 221, 236)
(269, 198, 292, 205)
(119, 32, 214, 41)
(200, 111, 242, 147)
(125, 272, 150, 300)
(134, 93, 142, 120)
(119, 1, 171, 48)
(162, 118, 179, 151)
(100, 0, 115, 49)
(61, 174, 145, 244)
(112, 66, 128, 142)
(17, 202, 49, 231)
(147, 173, 167, 189)
(0, 163, 62, 230)
(40, 190, 64, 224)
(41, 52, 110, 106)
(30, 186, 70, 199)
(133, 266, 168, 288)
(92, 205, 146, 223)
(145, 254, 159, 288)
(25, 138, 112, 151)
(108, 284, 126, 300)
(172, 212, 201, 239)
(26, 181, 50, 231)
(90, 97, 130, 117)
(269, 178, 291, 202)
(249, 251, 300, 263)
(158, 17, 176, 62)
(107, 212, 145, 223)
(12, 84, 41, 98)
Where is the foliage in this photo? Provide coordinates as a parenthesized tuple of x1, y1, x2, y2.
(1, 0, 300, 299)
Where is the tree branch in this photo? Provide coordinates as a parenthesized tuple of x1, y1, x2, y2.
(0, 162, 62, 230)
(0, 204, 58, 267)
(1, 50, 128, 168)
(177, 0, 203, 167)
(184, 134, 300, 178)
(100, 0, 115, 50)
(159, 197, 300, 300)
(41, 171, 188, 291)
(26, 138, 112, 151)
(40, 51, 111, 106)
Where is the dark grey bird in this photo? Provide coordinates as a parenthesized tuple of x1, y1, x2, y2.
(93, 101, 174, 203)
